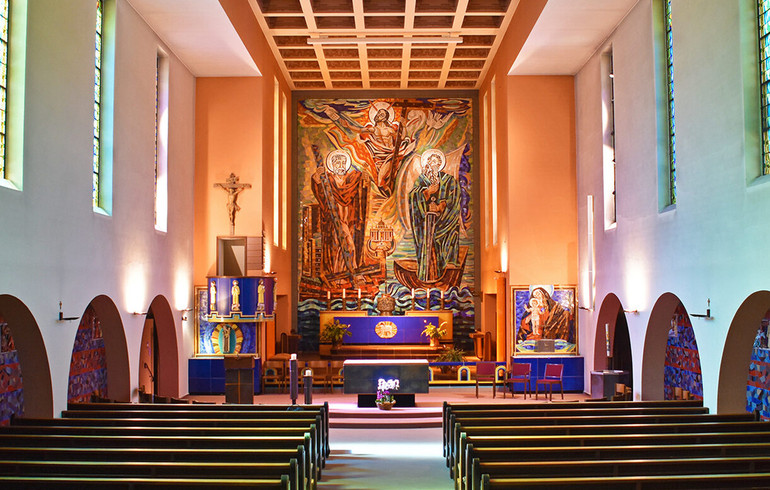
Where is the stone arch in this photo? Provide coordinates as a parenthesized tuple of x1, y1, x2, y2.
(0, 294, 53, 417)
(642, 292, 682, 400)
(593, 293, 623, 371)
(144, 295, 179, 398)
(718, 290, 770, 414)
(86, 295, 130, 401)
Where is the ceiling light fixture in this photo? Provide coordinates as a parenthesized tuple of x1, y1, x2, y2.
(307, 37, 463, 46)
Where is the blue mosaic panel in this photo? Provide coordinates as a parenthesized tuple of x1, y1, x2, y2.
(67, 305, 107, 404)
(664, 304, 703, 400)
(92, 0, 103, 207)
(0, 315, 23, 426)
(746, 315, 770, 420)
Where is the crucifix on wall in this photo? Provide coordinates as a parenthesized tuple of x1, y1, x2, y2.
(214, 173, 252, 235)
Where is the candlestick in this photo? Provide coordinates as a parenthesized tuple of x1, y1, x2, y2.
(357, 288, 361, 299)
(342, 289, 346, 299)
(605, 323, 611, 358)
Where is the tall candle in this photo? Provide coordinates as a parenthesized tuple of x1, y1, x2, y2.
(327, 291, 330, 300)
(411, 288, 415, 297)
(357, 288, 361, 299)
(441, 290, 445, 300)
(342, 289, 346, 299)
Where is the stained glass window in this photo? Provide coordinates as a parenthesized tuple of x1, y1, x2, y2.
(0, 0, 9, 180)
(92, 0, 103, 209)
(758, 0, 770, 175)
(665, 0, 677, 204)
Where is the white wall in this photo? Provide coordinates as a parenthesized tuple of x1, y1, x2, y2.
(576, 0, 770, 410)
(0, 0, 195, 415)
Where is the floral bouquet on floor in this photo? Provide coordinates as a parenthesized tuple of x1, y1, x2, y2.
(375, 378, 399, 410)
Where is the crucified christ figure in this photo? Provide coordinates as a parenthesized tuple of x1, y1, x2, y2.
(214, 173, 251, 235)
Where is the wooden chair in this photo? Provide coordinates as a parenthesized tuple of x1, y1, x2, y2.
(504, 362, 531, 399)
(475, 361, 497, 398)
(327, 361, 344, 391)
(535, 363, 564, 400)
(262, 359, 287, 393)
(307, 361, 330, 392)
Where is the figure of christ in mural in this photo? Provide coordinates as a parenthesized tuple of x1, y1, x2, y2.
(517, 288, 572, 343)
(311, 149, 369, 287)
(408, 149, 461, 283)
(320, 101, 414, 198)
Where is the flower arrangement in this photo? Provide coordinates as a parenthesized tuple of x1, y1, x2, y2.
(320, 318, 351, 347)
(421, 321, 447, 340)
(375, 377, 399, 408)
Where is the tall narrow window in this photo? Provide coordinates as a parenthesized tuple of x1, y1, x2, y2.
(281, 91, 288, 250)
(490, 77, 498, 245)
(758, 0, 770, 175)
(273, 77, 280, 247)
(602, 49, 617, 228)
(0, 0, 9, 182)
(92, 0, 103, 209)
(154, 51, 169, 232)
(483, 89, 490, 248)
(664, 0, 677, 204)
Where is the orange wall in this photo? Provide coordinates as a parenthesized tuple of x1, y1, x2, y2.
(193, 77, 264, 283)
(505, 75, 577, 285)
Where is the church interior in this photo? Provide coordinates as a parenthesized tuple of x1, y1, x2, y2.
(3, 0, 770, 487)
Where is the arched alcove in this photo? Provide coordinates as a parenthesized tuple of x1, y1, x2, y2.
(644, 293, 703, 401)
(0, 295, 53, 418)
(144, 295, 179, 398)
(593, 293, 623, 371)
(67, 295, 130, 403)
(642, 293, 682, 400)
(718, 290, 770, 414)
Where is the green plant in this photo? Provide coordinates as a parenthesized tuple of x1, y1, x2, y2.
(422, 321, 447, 340)
(319, 318, 351, 347)
(435, 346, 465, 363)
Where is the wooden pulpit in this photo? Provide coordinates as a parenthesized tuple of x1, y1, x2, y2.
(224, 355, 255, 404)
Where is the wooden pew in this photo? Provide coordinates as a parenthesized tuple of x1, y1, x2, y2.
(471, 456, 770, 490)
(442, 401, 708, 458)
(0, 460, 299, 490)
(0, 475, 291, 489)
(8, 419, 322, 480)
(0, 446, 307, 490)
(445, 405, 714, 471)
(449, 416, 765, 471)
(0, 433, 316, 489)
(63, 406, 330, 459)
(465, 442, 770, 490)
(458, 431, 770, 488)
(479, 472, 770, 489)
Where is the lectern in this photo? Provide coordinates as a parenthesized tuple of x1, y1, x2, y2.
(224, 355, 255, 404)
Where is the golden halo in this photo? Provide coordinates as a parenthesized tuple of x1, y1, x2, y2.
(368, 101, 395, 126)
(420, 149, 446, 173)
(325, 149, 352, 174)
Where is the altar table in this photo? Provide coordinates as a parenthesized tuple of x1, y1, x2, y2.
(343, 359, 430, 407)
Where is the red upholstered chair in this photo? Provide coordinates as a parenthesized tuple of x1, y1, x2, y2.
(504, 362, 531, 399)
(536, 363, 564, 401)
(475, 361, 497, 398)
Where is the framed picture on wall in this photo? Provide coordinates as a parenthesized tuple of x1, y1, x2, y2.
(511, 285, 577, 355)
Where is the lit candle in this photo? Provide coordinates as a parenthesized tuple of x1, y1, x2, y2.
(357, 288, 361, 299)
(441, 290, 444, 300)
(327, 291, 331, 300)
(342, 289, 346, 299)
(290, 353, 296, 360)
(411, 288, 415, 298)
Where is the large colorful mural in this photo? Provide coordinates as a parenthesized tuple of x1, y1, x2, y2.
(0, 314, 23, 425)
(67, 305, 108, 404)
(664, 304, 703, 400)
(747, 311, 770, 420)
(296, 97, 475, 351)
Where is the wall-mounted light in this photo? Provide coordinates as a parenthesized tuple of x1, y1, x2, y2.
(180, 307, 193, 322)
(623, 309, 639, 315)
(131, 311, 148, 316)
(690, 298, 712, 319)
(57, 302, 79, 322)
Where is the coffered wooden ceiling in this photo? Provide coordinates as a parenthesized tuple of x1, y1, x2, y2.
(247, 0, 519, 90)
